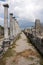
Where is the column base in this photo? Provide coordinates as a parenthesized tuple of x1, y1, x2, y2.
(10, 36, 14, 40)
(2, 38, 10, 48)
(4, 38, 10, 42)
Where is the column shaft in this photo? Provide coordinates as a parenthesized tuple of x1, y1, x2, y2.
(3, 5, 9, 40)
(13, 17, 16, 37)
(10, 14, 13, 39)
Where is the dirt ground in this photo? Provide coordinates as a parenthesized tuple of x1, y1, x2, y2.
(0, 32, 42, 65)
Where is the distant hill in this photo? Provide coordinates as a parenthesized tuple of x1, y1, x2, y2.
(18, 20, 43, 30)
(18, 20, 35, 30)
(0, 0, 5, 1)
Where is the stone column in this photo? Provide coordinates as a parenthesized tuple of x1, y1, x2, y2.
(14, 19, 18, 36)
(17, 22, 21, 34)
(3, 4, 9, 41)
(10, 13, 13, 40)
(13, 19, 21, 36)
(2, 4, 10, 49)
(12, 17, 16, 38)
(15, 21, 20, 35)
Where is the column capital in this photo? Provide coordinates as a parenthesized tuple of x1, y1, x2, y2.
(3, 4, 9, 8)
(10, 13, 13, 15)
(12, 17, 15, 18)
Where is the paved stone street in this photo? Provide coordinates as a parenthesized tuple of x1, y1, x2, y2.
(0, 32, 42, 65)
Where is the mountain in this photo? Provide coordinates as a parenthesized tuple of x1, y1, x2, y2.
(0, 0, 5, 1)
(18, 20, 35, 30)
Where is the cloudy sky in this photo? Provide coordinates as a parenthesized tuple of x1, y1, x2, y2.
(0, 0, 43, 29)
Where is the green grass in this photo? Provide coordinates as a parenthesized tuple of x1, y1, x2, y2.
(3, 48, 13, 57)
(0, 58, 6, 65)
(0, 47, 16, 65)
(0, 48, 14, 65)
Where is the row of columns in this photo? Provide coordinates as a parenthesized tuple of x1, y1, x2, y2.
(3, 4, 21, 42)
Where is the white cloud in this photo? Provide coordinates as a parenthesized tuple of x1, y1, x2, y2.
(0, 0, 43, 24)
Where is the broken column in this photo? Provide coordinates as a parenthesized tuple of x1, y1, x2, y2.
(10, 13, 14, 40)
(35, 19, 41, 36)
